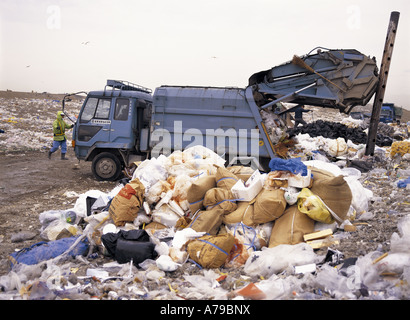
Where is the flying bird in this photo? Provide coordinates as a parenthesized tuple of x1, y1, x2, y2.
(81, 41, 90, 45)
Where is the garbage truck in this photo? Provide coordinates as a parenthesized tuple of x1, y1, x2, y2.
(64, 48, 379, 181)
(379, 103, 402, 123)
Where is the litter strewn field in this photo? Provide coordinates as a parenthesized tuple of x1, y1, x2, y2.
(1, 91, 410, 301)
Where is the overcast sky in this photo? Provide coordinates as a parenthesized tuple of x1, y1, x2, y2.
(1, 0, 409, 109)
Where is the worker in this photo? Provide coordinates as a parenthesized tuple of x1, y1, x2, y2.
(48, 111, 74, 160)
(292, 105, 312, 127)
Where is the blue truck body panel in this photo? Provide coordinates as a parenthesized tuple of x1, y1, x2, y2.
(150, 86, 272, 160)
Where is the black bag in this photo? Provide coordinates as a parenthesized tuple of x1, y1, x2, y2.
(101, 229, 157, 266)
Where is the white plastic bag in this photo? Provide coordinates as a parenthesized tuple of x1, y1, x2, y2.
(156, 255, 181, 272)
(244, 243, 319, 278)
(132, 155, 168, 190)
(73, 190, 109, 218)
(344, 176, 373, 215)
(326, 137, 348, 157)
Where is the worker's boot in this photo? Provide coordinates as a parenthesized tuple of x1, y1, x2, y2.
(61, 153, 68, 160)
(48, 151, 52, 159)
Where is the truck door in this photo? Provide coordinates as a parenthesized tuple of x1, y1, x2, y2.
(75, 96, 112, 158)
(108, 97, 134, 146)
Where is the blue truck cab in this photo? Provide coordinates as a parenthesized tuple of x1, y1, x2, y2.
(380, 103, 402, 123)
(72, 80, 153, 180)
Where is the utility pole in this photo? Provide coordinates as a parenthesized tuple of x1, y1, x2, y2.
(365, 11, 400, 156)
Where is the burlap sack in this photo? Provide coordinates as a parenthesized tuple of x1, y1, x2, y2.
(109, 179, 145, 226)
(227, 166, 255, 175)
(187, 175, 216, 214)
(268, 205, 315, 247)
(188, 208, 224, 235)
(223, 201, 254, 225)
(187, 233, 235, 268)
(245, 188, 286, 225)
(203, 188, 237, 213)
(309, 167, 352, 223)
(190, 188, 237, 234)
(216, 167, 239, 190)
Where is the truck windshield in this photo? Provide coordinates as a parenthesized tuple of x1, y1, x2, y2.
(80, 97, 111, 122)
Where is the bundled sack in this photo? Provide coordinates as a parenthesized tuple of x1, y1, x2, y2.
(189, 188, 237, 234)
(187, 166, 252, 214)
(223, 201, 254, 224)
(108, 179, 145, 226)
(203, 187, 237, 212)
(244, 188, 286, 226)
(216, 167, 240, 190)
(187, 233, 235, 268)
(187, 175, 216, 214)
(308, 168, 352, 224)
(101, 229, 157, 266)
(269, 205, 314, 247)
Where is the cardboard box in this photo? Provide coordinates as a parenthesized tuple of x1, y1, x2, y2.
(231, 170, 263, 201)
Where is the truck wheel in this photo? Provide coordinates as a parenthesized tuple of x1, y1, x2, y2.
(92, 152, 122, 181)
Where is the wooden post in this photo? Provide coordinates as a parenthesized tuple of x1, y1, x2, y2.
(365, 11, 400, 156)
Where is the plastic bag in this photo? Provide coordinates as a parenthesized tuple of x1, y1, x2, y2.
(303, 160, 343, 176)
(325, 137, 348, 157)
(297, 188, 333, 224)
(344, 176, 373, 215)
(269, 157, 308, 176)
(40, 219, 82, 241)
(244, 243, 318, 278)
(73, 190, 110, 218)
(101, 229, 157, 266)
(39, 210, 78, 228)
(156, 255, 181, 272)
(9, 236, 89, 268)
(132, 155, 168, 190)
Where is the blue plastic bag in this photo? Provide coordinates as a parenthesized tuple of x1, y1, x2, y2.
(9, 236, 89, 268)
(397, 177, 410, 188)
(269, 157, 308, 176)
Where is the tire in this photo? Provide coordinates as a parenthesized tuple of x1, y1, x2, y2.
(91, 152, 122, 181)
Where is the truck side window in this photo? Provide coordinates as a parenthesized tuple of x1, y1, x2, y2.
(94, 98, 111, 119)
(114, 98, 130, 121)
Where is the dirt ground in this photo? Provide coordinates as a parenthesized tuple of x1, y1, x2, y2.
(0, 150, 118, 274)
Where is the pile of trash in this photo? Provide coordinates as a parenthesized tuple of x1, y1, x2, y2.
(2, 144, 410, 300)
(286, 114, 410, 160)
(0, 97, 82, 152)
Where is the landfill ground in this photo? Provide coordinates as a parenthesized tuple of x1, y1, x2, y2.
(1, 90, 410, 301)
